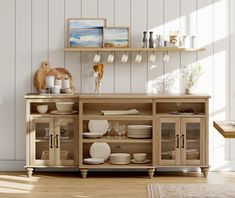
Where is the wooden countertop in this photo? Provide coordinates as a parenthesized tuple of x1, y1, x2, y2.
(24, 93, 211, 99)
(213, 121, 235, 138)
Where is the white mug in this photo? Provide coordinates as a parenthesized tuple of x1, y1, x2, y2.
(121, 54, 128, 63)
(107, 53, 114, 63)
(51, 85, 60, 94)
(149, 54, 156, 63)
(93, 53, 101, 63)
(163, 53, 170, 62)
(45, 76, 54, 88)
(135, 54, 142, 63)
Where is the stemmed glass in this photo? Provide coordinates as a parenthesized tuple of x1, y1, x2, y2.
(120, 124, 127, 138)
(107, 121, 113, 137)
(114, 122, 122, 138)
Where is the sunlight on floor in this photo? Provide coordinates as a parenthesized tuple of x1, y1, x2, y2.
(0, 174, 39, 194)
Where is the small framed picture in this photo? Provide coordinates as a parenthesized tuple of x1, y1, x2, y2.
(103, 27, 130, 48)
(68, 18, 106, 48)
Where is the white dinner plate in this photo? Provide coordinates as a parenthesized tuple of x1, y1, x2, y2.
(131, 159, 151, 164)
(83, 158, 104, 165)
(90, 142, 111, 161)
(88, 120, 109, 135)
(83, 132, 103, 138)
(127, 125, 152, 129)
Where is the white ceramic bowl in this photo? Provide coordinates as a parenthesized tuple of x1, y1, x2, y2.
(55, 102, 74, 112)
(110, 153, 131, 165)
(133, 153, 147, 162)
(37, 105, 48, 114)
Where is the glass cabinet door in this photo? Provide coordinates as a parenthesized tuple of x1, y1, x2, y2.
(54, 118, 76, 166)
(181, 118, 205, 165)
(158, 118, 180, 166)
(30, 118, 54, 166)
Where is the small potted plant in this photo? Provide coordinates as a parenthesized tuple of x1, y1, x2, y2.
(183, 63, 202, 94)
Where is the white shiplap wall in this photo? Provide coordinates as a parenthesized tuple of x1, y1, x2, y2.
(0, 0, 235, 170)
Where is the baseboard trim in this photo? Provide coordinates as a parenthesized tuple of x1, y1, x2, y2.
(0, 160, 25, 171)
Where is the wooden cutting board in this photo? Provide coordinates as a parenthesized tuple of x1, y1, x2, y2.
(33, 61, 73, 91)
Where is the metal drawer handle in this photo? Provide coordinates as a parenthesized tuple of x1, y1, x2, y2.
(50, 134, 53, 148)
(55, 134, 59, 148)
(176, 134, 179, 148)
(182, 134, 185, 149)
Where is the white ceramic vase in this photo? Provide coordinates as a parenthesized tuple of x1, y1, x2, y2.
(185, 87, 195, 94)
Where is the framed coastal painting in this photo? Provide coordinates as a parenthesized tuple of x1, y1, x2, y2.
(103, 27, 130, 48)
(68, 18, 106, 48)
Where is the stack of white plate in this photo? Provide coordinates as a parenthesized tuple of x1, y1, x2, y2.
(127, 125, 152, 139)
(110, 153, 130, 165)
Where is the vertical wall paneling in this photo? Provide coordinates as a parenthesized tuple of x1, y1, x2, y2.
(81, 0, 98, 93)
(197, 0, 214, 164)
(98, 0, 114, 93)
(131, 0, 147, 93)
(163, 0, 181, 93)
(213, 0, 230, 163)
(49, 0, 64, 67)
(32, 0, 49, 92)
(0, 0, 15, 159)
(180, 0, 197, 93)
(114, 0, 131, 93)
(65, 0, 82, 93)
(147, 0, 164, 93)
(230, 0, 235, 160)
(15, 0, 31, 160)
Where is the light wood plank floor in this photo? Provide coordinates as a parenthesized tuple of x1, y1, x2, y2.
(0, 171, 235, 198)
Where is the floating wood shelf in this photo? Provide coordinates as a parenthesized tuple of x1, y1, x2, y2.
(64, 47, 205, 52)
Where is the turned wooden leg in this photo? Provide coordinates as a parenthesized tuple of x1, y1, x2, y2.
(80, 169, 88, 179)
(200, 167, 209, 178)
(26, 168, 34, 178)
(148, 168, 155, 179)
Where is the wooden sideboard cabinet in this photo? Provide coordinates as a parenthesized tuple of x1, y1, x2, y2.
(25, 93, 210, 178)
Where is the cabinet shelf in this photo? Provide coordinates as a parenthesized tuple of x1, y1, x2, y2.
(156, 113, 206, 118)
(80, 161, 153, 169)
(30, 114, 79, 118)
(35, 139, 49, 143)
(186, 140, 200, 143)
(82, 114, 153, 121)
(64, 47, 205, 52)
(161, 139, 174, 143)
(82, 136, 152, 143)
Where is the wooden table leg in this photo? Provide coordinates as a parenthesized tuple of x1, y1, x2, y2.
(80, 169, 88, 179)
(26, 168, 34, 178)
(148, 168, 155, 179)
(200, 167, 210, 178)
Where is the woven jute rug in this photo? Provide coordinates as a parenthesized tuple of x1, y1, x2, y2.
(147, 184, 235, 198)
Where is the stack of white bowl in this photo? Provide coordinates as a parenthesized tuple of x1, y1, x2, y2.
(127, 125, 152, 138)
(110, 153, 130, 165)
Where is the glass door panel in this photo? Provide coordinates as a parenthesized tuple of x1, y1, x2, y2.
(30, 118, 54, 166)
(55, 118, 76, 165)
(161, 123, 176, 160)
(159, 118, 180, 165)
(185, 123, 200, 161)
(181, 118, 205, 165)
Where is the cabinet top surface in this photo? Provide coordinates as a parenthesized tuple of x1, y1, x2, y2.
(24, 93, 211, 99)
